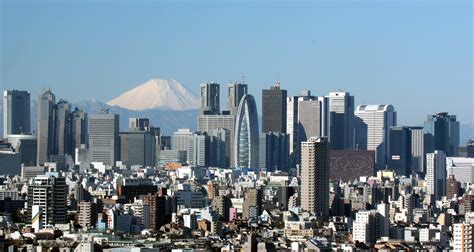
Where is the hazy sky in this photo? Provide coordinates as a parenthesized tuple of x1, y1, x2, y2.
(1, 0, 472, 125)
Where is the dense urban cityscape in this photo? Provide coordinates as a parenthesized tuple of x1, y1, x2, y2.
(0, 79, 473, 251)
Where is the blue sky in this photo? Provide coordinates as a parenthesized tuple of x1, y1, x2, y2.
(1, 0, 472, 125)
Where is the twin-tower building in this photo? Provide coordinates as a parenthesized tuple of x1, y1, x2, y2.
(198, 82, 258, 169)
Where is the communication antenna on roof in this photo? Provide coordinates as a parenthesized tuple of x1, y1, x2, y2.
(274, 79, 280, 88)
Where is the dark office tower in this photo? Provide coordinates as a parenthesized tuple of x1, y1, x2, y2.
(120, 130, 155, 167)
(55, 100, 73, 156)
(37, 90, 56, 166)
(27, 174, 68, 227)
(262, 81, 287, 133)
(447, 174, 461, 199)
(72, 108, 88, 152)
(200, 82, 220, 115)
(3, 90, 31, 138)
(328, 91, 354, 150)
(467, 140, 474, 158)
(424, 112, 460, 157)
(142, 189, 174, 230)
(227, 82, 248, 115)
(89, 109, 120, 166)
(210, 128, 228, 168)
(259, 132, 289, 172)
(234, 94, 259, 168)
(387, 127, 412, 176)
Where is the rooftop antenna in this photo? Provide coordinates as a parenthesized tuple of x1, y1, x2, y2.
(274, 79, 280, 88)
(274, 73, 280, 88)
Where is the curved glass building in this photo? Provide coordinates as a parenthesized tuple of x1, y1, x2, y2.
(234, 94, 259, 168)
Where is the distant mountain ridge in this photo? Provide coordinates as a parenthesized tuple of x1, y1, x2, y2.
(107, 78, 199, 111)
(72, 99, 197, 134)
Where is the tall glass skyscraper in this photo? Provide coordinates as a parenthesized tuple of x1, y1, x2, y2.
(37, 90, 56, 165)
(328, 91, 354, 150)
(234, 94, 259, 168)
(424, 112, 460, 157)
(200, 82, 220, 115)
(227, 82, 248, 115)
(3, 90, 31, 138)
(262, 82, 287, 133)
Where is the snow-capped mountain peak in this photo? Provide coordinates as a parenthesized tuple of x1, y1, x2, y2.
(107, 78, 199, 111)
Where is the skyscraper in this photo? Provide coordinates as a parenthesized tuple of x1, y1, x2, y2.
(120, 130, 155, 167)
(37, 90, 56, 165)
(259, 132, 289, 172)
(200, 82, 220, 115)
(328, 91, 354, 150)
(354, 104, 397, 168)
(3, 90, 31, 138)
(227, 82, 248, 115)
(424, 112, 460, 157)
(298, 99, 322, 142)
(409, 127, 425, 174)
(210, 128, 228, 168)
(300, 137, 330, 216)
(234, 94, 259, 168)
(286, 91, 319, 167)
(172, 128, 193, 152)
(72, 108, 88, 152)
(198, 115, 236, 167)
(89, 109, 119, 166)
(262, 81, 287, 133)
(55, 100, 73, 156)
(387, 126, 412, 176)
(426, 150, 447, 200)
(27, 173, 68, 227)
(187, 133, 209, 167)
(287, 96, 299, 167)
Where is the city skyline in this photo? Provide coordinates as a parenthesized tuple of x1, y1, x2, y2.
(1, 1, 472, 126)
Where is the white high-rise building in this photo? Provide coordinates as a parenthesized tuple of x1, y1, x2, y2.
(89, 109, 119, 166)
(300, 137, 329, 216)
(446, 157, 474, 184)
(352, 211, 376, 245)
(453, 223, 474, 252)
(354, 104, 397, 168)
(426, 150, 447, 200)
(187, 133, 208, 166)
(410, 127, 424, 174)
(172, 128, 193, 152)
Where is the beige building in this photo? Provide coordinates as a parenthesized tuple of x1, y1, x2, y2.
(300, 137, 330, 217)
